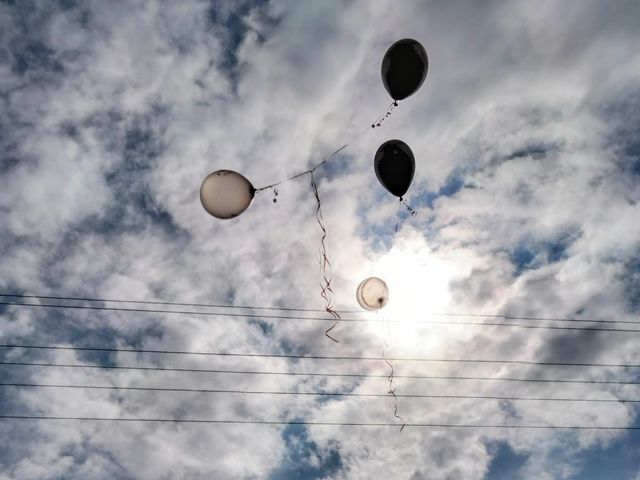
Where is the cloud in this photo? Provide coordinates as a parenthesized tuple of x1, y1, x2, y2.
(1, 0, 639, 479)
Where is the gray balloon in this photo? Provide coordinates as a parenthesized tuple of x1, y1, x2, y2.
(356, 277, 389, 311)
(200, 170, 255, 219)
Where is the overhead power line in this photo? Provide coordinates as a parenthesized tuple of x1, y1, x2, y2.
(2, 343, 639, 368)
(0, 293, 359, 314)
(2, 301, 640, 333)
(3, 360, 638, 385)
(0, 415, 636, 429)
(2, 382, 637, 403)
(0, 293, 628, 325)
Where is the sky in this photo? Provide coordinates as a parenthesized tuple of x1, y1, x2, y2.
(1, 0, 640, 478)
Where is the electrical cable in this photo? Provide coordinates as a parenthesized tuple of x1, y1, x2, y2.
(2, 360, 638, 385)
(0, 415, 636, 429)
(2, 301, 640, 333)
(1, 382, 637, 403)
(1, 294, 637, 325)
(1, 343, 639, 367)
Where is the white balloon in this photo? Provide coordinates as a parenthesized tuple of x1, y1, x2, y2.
(200, 170, 255, 219)
(356, 277, 389, 311)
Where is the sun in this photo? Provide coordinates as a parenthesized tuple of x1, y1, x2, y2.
(362, 232, 463, 351)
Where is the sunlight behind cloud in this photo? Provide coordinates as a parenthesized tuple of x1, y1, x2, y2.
(363, 230, 465, 351)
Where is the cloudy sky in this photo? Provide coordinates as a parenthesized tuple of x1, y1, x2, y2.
(1, 0, 640, 478)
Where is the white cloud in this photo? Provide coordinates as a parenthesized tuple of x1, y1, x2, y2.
(1, 0, 639, 479)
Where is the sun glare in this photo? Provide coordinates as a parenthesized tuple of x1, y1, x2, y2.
(363, 233, 463, 351)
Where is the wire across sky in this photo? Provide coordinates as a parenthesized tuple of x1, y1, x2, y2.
(3, 360, 639, 385)
(1, 294, 639, 329)
(2, 293, 639, 432)
(2, 382, 638, 404)
(0, 293, 633, 324)
(3, 301, 640, 334)
(0, 416, 637, 429)
(2, 343, 639, 367)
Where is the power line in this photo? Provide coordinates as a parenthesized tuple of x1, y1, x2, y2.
(2, 343, 639, 368)
(0, 300, 341, 321)
(0, 293, 628, 325)
(2, 382, 637, 403)
(0, 293, 360, 314)
(0, 415, 636, 429)
(2, 301, 640, 333)
(2, 297, 639, 326)
(3, 360, 638, 385)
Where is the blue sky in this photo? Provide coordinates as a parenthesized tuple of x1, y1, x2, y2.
(1, 0, 640, 479)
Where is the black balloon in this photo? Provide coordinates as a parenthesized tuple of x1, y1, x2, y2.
(381, 39, 428, 101)
(374, 140, 415, 198)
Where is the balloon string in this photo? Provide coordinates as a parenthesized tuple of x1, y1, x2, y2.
(394, 198, 403, 234)
(371, 101, 398, 129)
(254, 169, 312, 193)
(254, 101, 399, 193)
(309, 171, 341, 342)
(401, 197, 417, 215)
(382, 314, 405, 431)
(253, 100, 400, 341)
(393, 197, 418, 235)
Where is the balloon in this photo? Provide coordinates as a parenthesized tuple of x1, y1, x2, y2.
(356, 277, 389, 311)
(200, 170, 255, 219)
(374, 140, 415, 198)
(381, 39, 428, 101)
